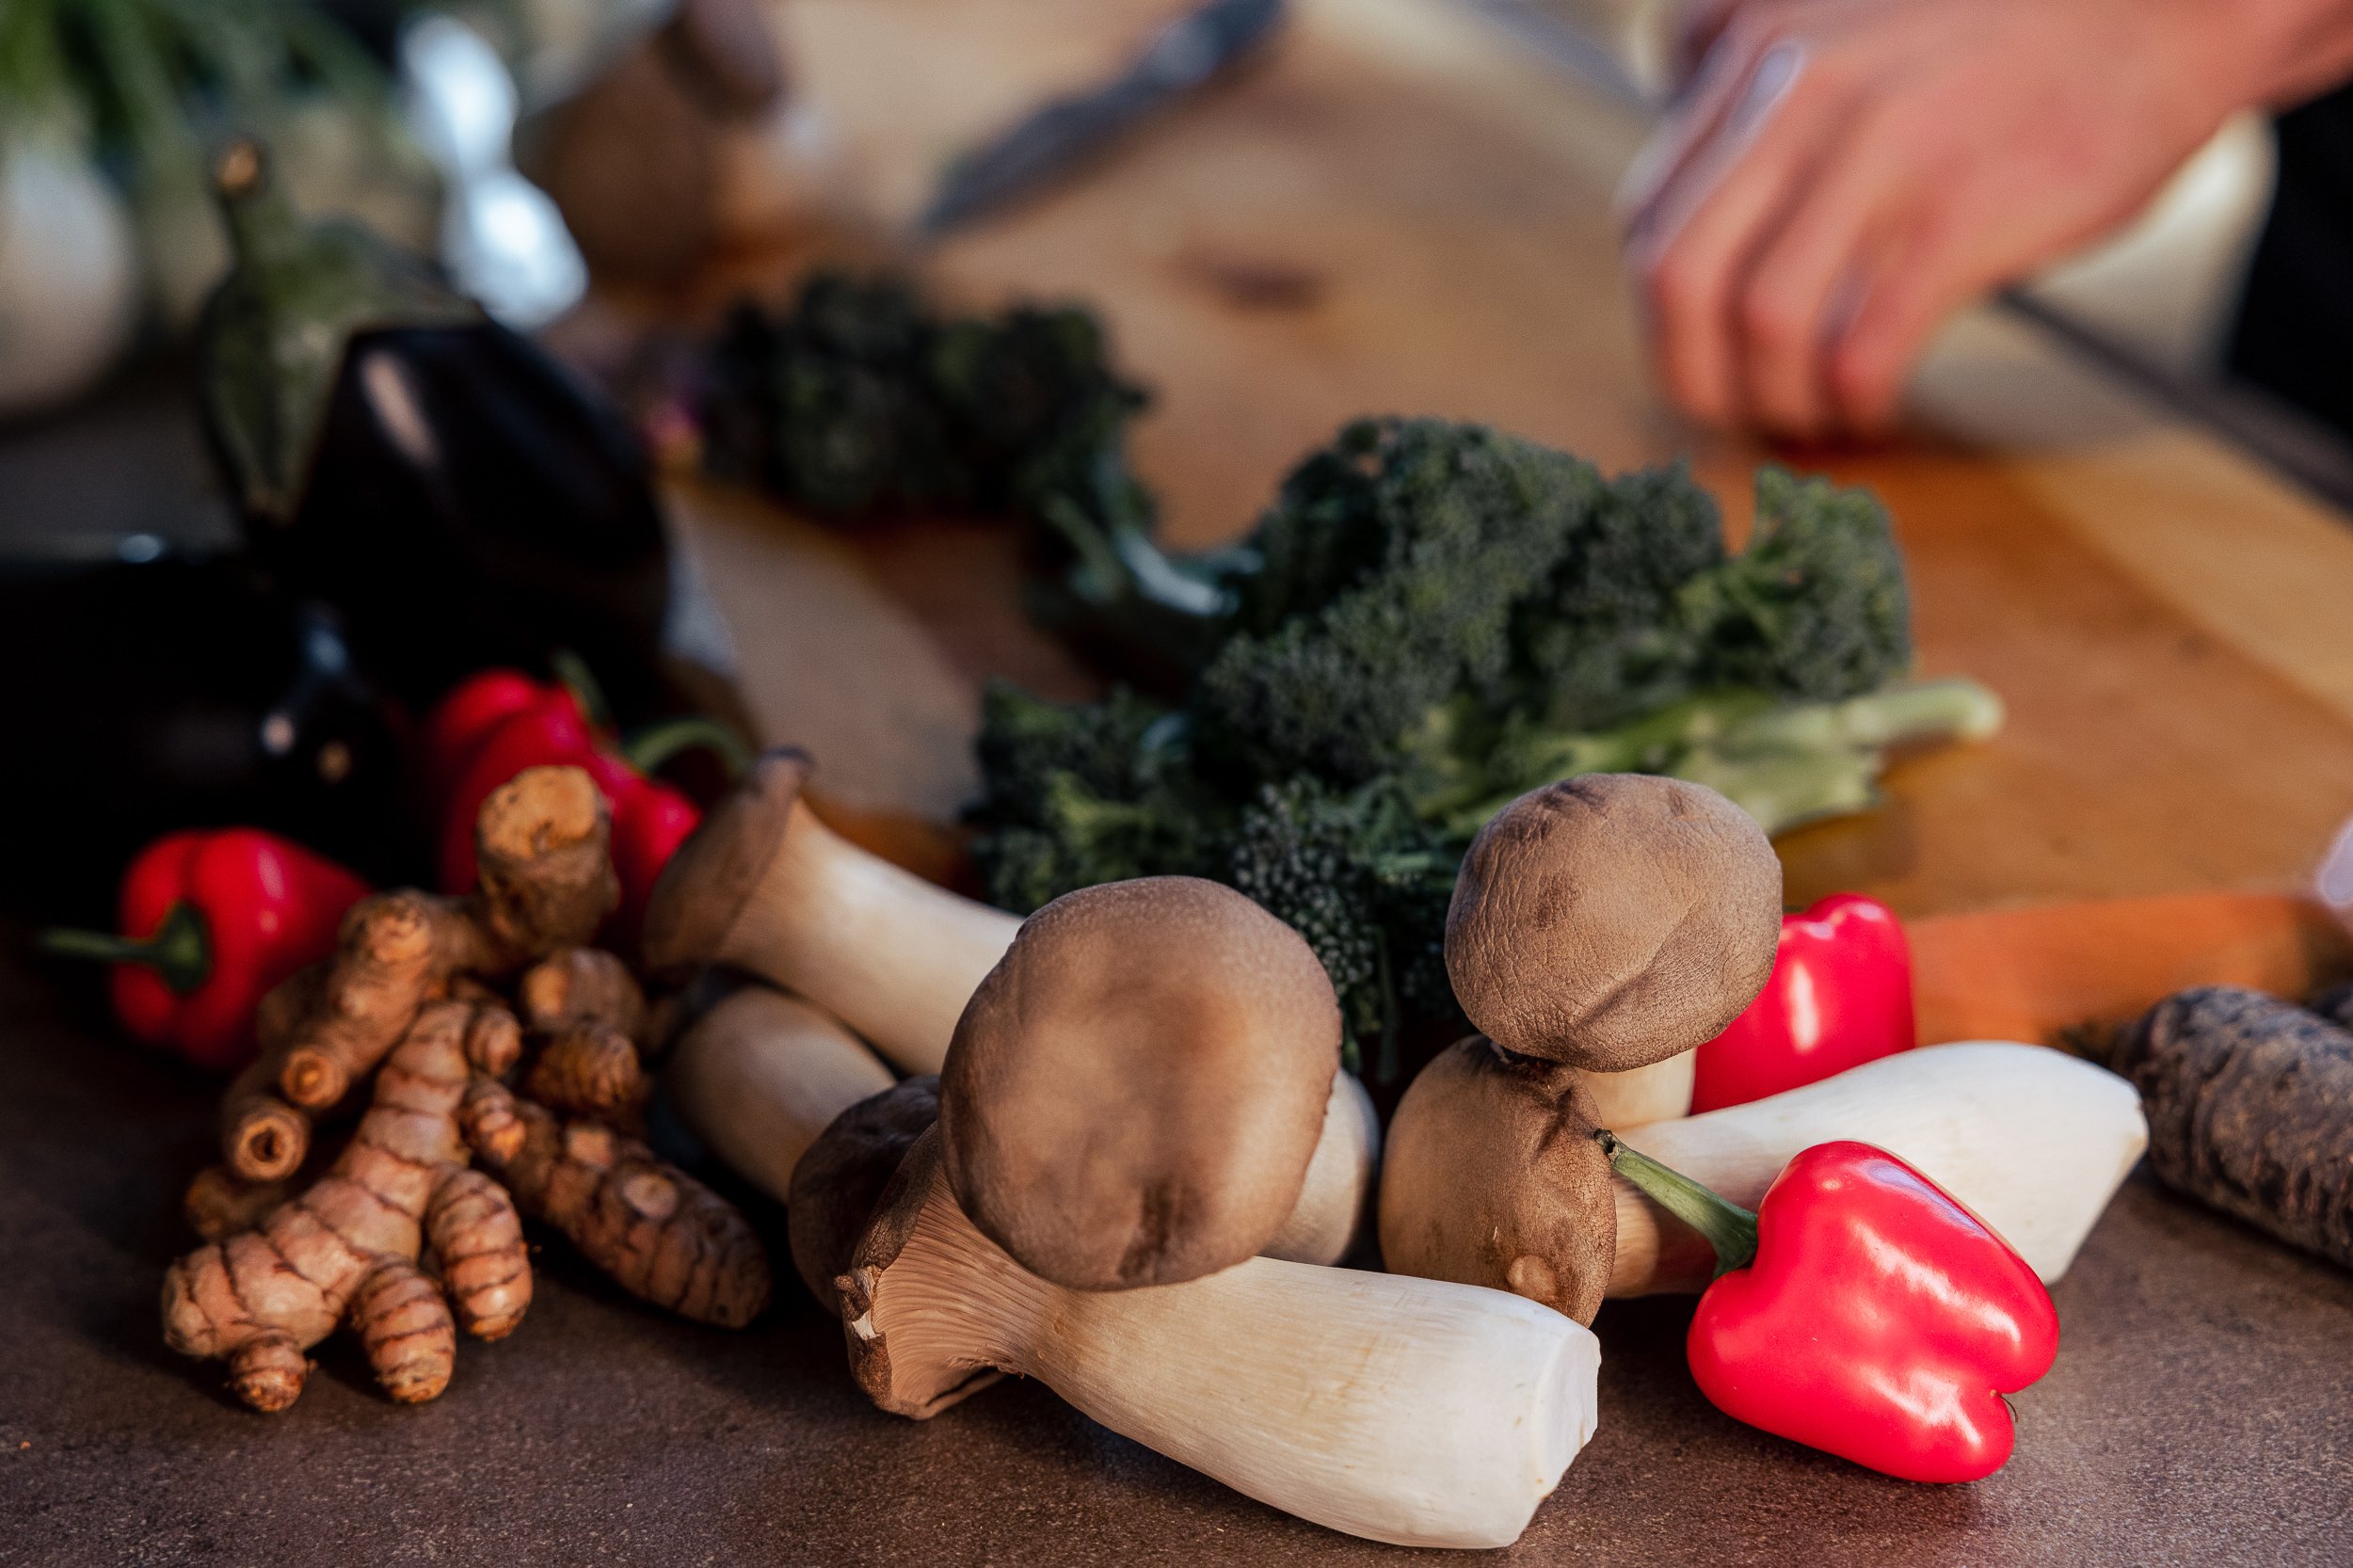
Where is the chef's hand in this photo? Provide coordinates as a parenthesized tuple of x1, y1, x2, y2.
(1623, 0, 2353, 437)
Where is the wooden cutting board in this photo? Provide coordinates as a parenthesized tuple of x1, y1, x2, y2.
(664, 0, 2353, 922)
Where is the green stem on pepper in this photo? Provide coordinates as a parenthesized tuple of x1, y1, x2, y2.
(1597, 1129, 1761, 1276)
(39, 900, 213, 995)
(622, 715, 753, 779)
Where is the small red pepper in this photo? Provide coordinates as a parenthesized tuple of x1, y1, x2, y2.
(1605, 1134, 2057, 1483)
(1691, 893, 1915, 1112)
(424, 668, 744, 943)
(419, 668, 548, 807)
(39, 829, 371, 1072)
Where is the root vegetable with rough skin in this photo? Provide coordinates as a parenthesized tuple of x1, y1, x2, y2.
(522, 1020, 651, 1129)
(2100, 985, 2353, 1270)
(667, 984, 895, 1222)
(460, 1080, 771, 1327)
(184, 1163, 300, 1243)
(276, 766, 619, 1112)
(808, 1090, 1599, 1550)
(1381, 1038, 2145, 1321)
(220, 1040, 312, 1183)
(519, 946, 648, 1043)
(942, 876, 1371, 1288)
(1445, 775, 1782, 1127)
(162, 1000, 533, 1411)
(642, 748, 1017, 1075)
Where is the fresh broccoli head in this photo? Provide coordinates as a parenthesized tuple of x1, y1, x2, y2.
(1512, 460, 1729, 729)
(1225, 776, 1459, 1057)
(1684, 466, 1912, 702)
(708, 277, 963, 515)
(967, 424, 1977, 1082)
(969, 682, 1224, 916)
(1193, 419, 1604, 786)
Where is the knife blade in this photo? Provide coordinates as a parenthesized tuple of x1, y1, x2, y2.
(919, 0, 1288, 237)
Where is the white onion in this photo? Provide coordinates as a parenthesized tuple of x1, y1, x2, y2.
(0, 141, 138, 419)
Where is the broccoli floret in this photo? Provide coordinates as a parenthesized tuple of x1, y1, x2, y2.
(1194, 419, 1603, 785)
(708, 278, 965, 515)
(1685, 467, 1912, 702)
(1226, 776, 1461, 1071)
(970, 680, 1178, 818)
(968, 681, 1223, 914)
(1513, 461, 1728, 728)
(973, 771, 1219, 914)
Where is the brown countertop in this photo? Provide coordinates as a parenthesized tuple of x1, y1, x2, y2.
(6, 937, 2348, 1567)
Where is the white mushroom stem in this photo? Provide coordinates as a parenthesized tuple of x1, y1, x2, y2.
(730, 798, 1018, 1075)
(664, 984, 1380, 1269)
(664, 986, 894, 1198)
(847, 1161, 1597, 1550)
(1579, 1048, 1694, 1128)
(1262, 1070, 1381, 1265)
(695, 792, 1018, 1076)
(1608, 1041, 2147, 1295)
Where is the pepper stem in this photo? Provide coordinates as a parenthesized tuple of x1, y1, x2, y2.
(38, 902, 215, 995)
(1596, 1130, 1761, 1276)
(622, 716, 752, 778)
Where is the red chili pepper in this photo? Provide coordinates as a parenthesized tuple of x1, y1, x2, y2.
(420, 668, 548, 808)
(435, 683, 613, 893)
(1605, 1135, 2057, 1483)
(1691, 893, 1915, 1112)
(39, 829, 371, 1072)
(424, 669, 745, 945)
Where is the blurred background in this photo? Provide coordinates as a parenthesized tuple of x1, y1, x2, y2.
(7, 0, 2353, 925)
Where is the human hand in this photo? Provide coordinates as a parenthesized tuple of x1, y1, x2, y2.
(1623, 0, 2339, 437)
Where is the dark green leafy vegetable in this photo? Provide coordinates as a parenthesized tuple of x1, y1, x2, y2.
(708, 275, 1230, 683)
(968, 418, 1998, 1074)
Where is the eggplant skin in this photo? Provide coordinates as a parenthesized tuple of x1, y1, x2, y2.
(0, 554, 410, 917)
(251, 323, 675, 723)
(2110, 985, 2353, 1271)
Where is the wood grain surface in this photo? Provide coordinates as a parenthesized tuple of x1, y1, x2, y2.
(672, 0, 2353, 922)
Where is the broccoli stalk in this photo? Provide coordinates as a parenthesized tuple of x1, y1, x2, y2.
(1430, 678, 2005, 839)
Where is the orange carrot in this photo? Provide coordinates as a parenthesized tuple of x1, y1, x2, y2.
(1912, 891, 2353, 1047)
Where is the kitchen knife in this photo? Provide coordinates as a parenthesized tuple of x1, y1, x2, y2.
(919, 0, 1288, 236)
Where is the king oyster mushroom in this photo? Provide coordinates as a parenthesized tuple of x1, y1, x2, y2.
(1382, 1038, 2147, 1322)
(941, 876, 1375, 1288)
(1445, 773, 1784, 1125)
(647, 756, 1381, 1266)
(793, 1076, 1598, 1550)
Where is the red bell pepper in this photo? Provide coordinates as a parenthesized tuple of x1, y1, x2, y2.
(425, 668, 744, 943)
(419, 668, 548, 807)
(1604, 1134, 2057, 1483)
(1691, 893, 1915, 1112)
(39, 829, 371, 1072)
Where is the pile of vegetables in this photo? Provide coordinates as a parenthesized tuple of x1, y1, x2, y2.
(158, 765, 770, 1413)
(965, 419, 2000, 1070)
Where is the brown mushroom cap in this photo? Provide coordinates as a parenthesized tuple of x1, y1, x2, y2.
(1377, 1036, 1616, 1324)
(640, 746, 813, 983)
(1445, 774, 1781, 1071)
(786, 1076, 942, 1312)
(939, 876, 1342, 1290)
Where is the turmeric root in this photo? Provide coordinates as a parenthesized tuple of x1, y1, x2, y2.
(221, 1043, 312, 1183)
(461, 1080, 770, 1327)
(277, 767, 618, 1113)
(520, 948, 648, 1042)
(184, 1164, 298, 1243)
(163, 1000, 533, 1411)
(522, 1022, 652, 1128)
